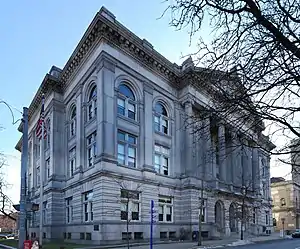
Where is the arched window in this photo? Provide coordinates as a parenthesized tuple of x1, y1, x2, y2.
(87, 85, 97, 121)
(154, 102, 169, 135)
(70, 105, 76, 137)
(117, 84, 136, 120)
(261, 158, 266, 177)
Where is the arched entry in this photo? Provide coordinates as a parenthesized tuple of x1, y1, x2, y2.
(229, 202, 238, 232)
(215, 200, 225, 233)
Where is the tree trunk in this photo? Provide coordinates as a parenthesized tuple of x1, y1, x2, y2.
(240, 198, 245, 240)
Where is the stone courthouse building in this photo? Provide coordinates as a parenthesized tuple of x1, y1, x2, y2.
(15, 7, 274, 243)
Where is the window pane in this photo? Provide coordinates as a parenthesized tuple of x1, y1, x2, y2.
(128, 110, 135, 120)
(132, 212, 139, 220)
(131, 203, 139, 212)
(159, 205, 163, 214)
(162, 147, 169, 155)
(118, 154, 125, 165)
(118, 144, 125, 154)
(118, 131, 126, 141)
(117, 98, 125, 107)
(128, 147, 136, 157)
(128, 157, 136, 167)
(154, 155, 160, 164)
(154, 145, 160, 152)
(121, 202, 127, 211)
(119, 84, 135, 100)
(128, 135, 136, 144)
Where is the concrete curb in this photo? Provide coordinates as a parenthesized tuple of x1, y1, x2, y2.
(0, 244, 17, 249)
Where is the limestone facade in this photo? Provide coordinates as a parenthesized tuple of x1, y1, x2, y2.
(16, 7, 274, 243)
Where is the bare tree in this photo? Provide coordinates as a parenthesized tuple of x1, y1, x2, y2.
(164, 0, 300, 168)
(112, 179, 143, 249)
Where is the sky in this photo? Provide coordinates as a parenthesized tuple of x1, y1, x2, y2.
(0, 0, 290, 205)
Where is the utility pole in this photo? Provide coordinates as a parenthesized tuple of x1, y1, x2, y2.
(39, 119, 45, 247)
(18, 107, 28, 249)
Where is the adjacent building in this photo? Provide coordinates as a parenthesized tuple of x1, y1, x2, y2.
(271, 178, 300, 231)
(15, 7, 275, 244)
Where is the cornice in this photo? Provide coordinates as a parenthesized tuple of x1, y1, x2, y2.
(18, 74, 63, 133)
(60, 9, 181, 91)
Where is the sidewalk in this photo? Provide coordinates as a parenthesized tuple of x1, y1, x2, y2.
(0, 233, 289, 249)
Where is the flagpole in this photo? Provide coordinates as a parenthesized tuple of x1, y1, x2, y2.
(39, 107, 45, 246)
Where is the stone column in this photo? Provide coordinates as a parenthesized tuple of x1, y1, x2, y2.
(203, 117, 213, 180)
(96, 58, 116, 162)
(232, 133, 242, 186)
(218, 124, 226, 181)
(184, 100, 194, 175)
(143, 84, 154, 171)
(226, 133, 233, 184)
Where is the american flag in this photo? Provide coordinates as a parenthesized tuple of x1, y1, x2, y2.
(36, 94, 47, 139)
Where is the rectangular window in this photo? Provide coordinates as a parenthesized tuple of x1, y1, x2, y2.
(117, 131, 137, 167)
(117, 98, 125, 116)
(120, 189, 140, 221)
(158, 196, 173, 222)
(69, 147, 76, 176)
(70, 119, 76, 137)
(46, 158, 50, 179)
(66, 197, 73, 223)
(154, 145, 170, 175)
(42, 201, 47, 225)
(265, 211, 269, 225)
(37, 167, 40, 186)
(199, 199, 207, 223)
(87, 132, 97, 167)
(83, 191, 93, 222)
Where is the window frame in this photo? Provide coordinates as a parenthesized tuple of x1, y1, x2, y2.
(83, 191, 93, 222)
(69, 147, 76, 177)
(120, 189, 141, 222)
(198, 198, 207, 223)
(86, 132, 97, 167)
(154, 102, 169, 135)
(66, 197, 73, 224)
(154, 144, 170, 176)
(42, 201, 47, 225)
(117, 84, 137, 121)
(158, 196, 173, 223)
(87, 86, 97, 122)
(117, 131, 137, 168)
(36, 166, 40, 187)
(46, 157, 50, 179)
(70, 106, 76, 138)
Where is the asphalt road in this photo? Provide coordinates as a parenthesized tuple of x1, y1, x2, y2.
(223, 238, 300, 249)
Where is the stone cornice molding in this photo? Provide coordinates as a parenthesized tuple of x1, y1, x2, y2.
(60, 9, 181, 90)
(17, 74, 62, 132)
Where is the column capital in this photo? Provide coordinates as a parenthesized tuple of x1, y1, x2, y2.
(143, 81, 154, 95)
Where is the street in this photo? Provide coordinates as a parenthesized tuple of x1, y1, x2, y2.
(223, 239, 300, 249)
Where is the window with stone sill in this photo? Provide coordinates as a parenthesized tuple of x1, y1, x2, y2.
(280, 198, 286, 206)
(154, 102, 169, 135)
(158, 196, 173, 222)
(86, 132, 97, 167)
(87, 86, 97, 121)
(154, 144, 170, 176)
(83, 191, 93, 222)
(198, 199, 207, 223)
(42, 201, 47, 225)
(265, 211, 269, 225)
(117, 130, 137, 168)
(69, 105, 76, 137)
(36, 166, 40, 187)
(66, 197, 73, 223)
(69, 147, 76, 177)
(117, 84, 136, 120)
(45, 119, 50, 149)
(46, 157, 50, 179)
(120, 189, 140, 221)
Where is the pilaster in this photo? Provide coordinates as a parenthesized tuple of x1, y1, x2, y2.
(76, 90, 84, 170)
(96, 57, 117, 162)
(183, 100, 194, 175)
(143, 83, 155, 171)
(218, 124, 226, 181)
(203, 117, 213, 180)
